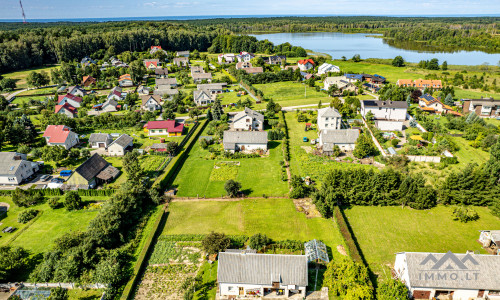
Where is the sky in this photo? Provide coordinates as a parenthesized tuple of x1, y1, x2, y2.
(0, 0, 499, 20)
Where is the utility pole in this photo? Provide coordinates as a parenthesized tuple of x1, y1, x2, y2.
(19, 0, 27, 24)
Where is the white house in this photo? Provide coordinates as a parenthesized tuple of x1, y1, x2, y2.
(319, 129, 360, 153)
(143, 59, 160, 69)
(298, 59, 315, 71)
(237, 51, 255, 62)
(223, 131, 268, 153)
(0, 152, 38, 185)
(192, 73, 212, 83)
(137, 85, 150, 95)
(43, 125, 79, 149)
(107, 134, 133, 156)
(418, 94, 451, 114)
(88, 133, 113, 149)
(154, 88, 179, 100)
(193, 90, 215, 106)
(217, 252, 308, 299)
(173, 57, 189, 67)
(479, 230, 500, 248)
(67, 85, 86, 97)
(141, 95, 162, 112)
(394, 251, 500, 300)
(318, 63, 340, 75)
(360, 100, 408, 131)
(218, 53, 235, 64)
(58, 94, 82, 108)
(317, 107, 342, 131)
(232, 107, 264, 131)
(197, 83, 227, 94)
(176, 50, 190, 57)
(236, 62, 252, 70)
(107, 86, 124, 101)
(323, 76, 358, 94)
(118, 74, 133, 87)
(55, 103, 77, 118)
(89, 99, 119, 115)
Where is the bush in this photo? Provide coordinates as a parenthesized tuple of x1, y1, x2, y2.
(452, 206, 479, 223)
(48, 197, 61, 209)
(64, 191, 82, 211)
(201, 232, 231, 254)
(224, 180, 241, 198)
(391, 139, 400, 147)
(377, 279, 409, 300)
(18, 209, 39, 223)
(323, 258, 373, 299)
(48, 287, 68, 300)
(248, 233, 271, 251)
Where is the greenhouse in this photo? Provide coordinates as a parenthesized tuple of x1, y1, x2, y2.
(304, 239, 330, 263)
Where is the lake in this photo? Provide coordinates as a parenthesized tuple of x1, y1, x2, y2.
(251, 32, 500, 66)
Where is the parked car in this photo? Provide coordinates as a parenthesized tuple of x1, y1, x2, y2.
(50, 178, 64, 183)
(40, 175, 52, 182)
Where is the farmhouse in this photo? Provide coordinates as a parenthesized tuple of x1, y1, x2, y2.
(298, 59, 315, 71)
(66, 154, 120, 188)
(263, 55, 286, 65)
(81, 75, 96, 87)
(55, 103, 77, 118)
(43, 125, 79, 149)
(360, 100, 408, 131)
(58, 94, 82, 108)
(118, 74, 133, 87)
(192, 73, 213, 83)
(88, 133, 113, 149)
(319, 129, 360, 153)
(176, 50, 190, 57)
(143, 120, 184, 136)
(218, 53, 236, 64)
(193, 89, 215, 106)
(317, 107, 342, 131)
(217, 252, 308, 298)
(107, 134, 133, 156)
(173, 57, 189, 67)
(223, 131, 268, 153)
(197, 83, 227, 94)
(0, 152, 38, 185)
(394, 251, 500, 300)
(462, 97, 500, 118)
(141, 95, 163, 112)
(318, 63, 340, 75)
(232, 107, 264, 131)
(418, 94, 452, 114)
(144, 59, 160, 69)
(237, 51, 255, 62)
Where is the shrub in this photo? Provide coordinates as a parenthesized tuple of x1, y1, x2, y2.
(48, 287, 68, 300)
(323, 258, 373, 299)
(64, 191, 82, 211)
(48, 197, 61, 209)
(391, 139, 400, 147)
(201, 232, 231, 254)
(248, 233, 271, 251)
(376, 279, 409, 300)
(18, 209, 39, 223)
(452, 206, 479, 223)
(224, 179, 241, 198)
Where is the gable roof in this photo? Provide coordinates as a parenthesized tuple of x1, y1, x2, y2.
(298, 59, 315, 65)
(192, 73, 213, 80)
(244, 67, 264, 74)
(89, 133, 112, 143)
(74, 153, 109, 182)
(58, 93, 82, 104)
(0, 152, 29, 175)
(55, 103, 77, 115)
(141, 95, 162, 106)
(155, 68, 168, 75)
(223, 130, 268, 145)
(176, 50, 190, 56)
(109, 134, 133, 148)
(344, 74, 364, 81)
(43, 125, 73, 144)
(318, 107, 342, 118)
(217, 253, 308, 286)
(194, 89, 213, 101)
(144, 120, 184, 132)
(361, 100, 408, 109)
(233, 107, 264, 124)
(156, 78, 177, 86)
(321, 129, 360, 144)
(82, 75, 96, 84)
(119, 74, 132, 81)
(197, 83, 227, 90)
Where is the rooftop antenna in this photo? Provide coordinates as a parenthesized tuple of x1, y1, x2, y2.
(19, 0, 27, 24)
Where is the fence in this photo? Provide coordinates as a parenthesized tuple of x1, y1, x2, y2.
(407, 155, 441, 163)
(361, 117, 387, 157)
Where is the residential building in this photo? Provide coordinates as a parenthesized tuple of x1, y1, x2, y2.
(156, 78, 178, 89)
(193, 90, 216, 106)
(107, 86, 123, 101)
(67, 85, 86, 97)
(192, 73, 213, 83)
(197, 83, 227, 94)
(154, 87, 179, 100)
(298, 59, 315, 71)
(144, 59, 160, 69)
(263, 55, 286, 65)
(218, 53, 235, 64)
(90, 99, 119, 115)
(236, 61, 252, 70)
(118, 74, 133, 87)
(55, 103, 77, 118)
(479, 230, 500, 249)
(190, 66, 204, 74)
(176, 50, 190, 57)
(107, 134, 133, 156)
(285, 65, 299, 71)
(318, 63, 340, 75)
(462, 97, 500, 118)
(360, 100, 408, 131)
(244, 67, 264, 75)
(173, 57, 189, 67)
(88, 133, 113, 148)
(43, 125, 79, 149)
(141, 95, 163, 112)
(223, 131, 268, 153)
(137, 85, 150, 95)
(418, 94, 451, 114)
(82, 75, 96, 87)
(394, 251, 500, 300)
(344, 74, 364, 83)
(365, 74, 386, 84)
(323, 76, 358, 94)
(397, 79, 442, 90)
(80, 56, 96, 67)
(232, 107, 264, 131)
(143, 120, 184, 136)
(150, 45, 166, 55)
(237, 51, 255, 62)
(58, 93, 82, 108)
(217, 252, 308, 298)
(0, 152, 38, 185)
(155, 68, 168, 78)
(66, 154, 119, 188)
(317, 107, 342, 131)
(319, 129, 360, 153)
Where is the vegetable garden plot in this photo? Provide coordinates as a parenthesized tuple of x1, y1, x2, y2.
(148, 240, 202, 265)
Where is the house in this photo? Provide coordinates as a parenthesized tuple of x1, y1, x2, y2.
(110, 57, 128, 68)
(118, 74, 133, 87)
(66, 154, 120, 188)
(197, 83, 227, 94)
(317, 107, 342, 131)
(298, 59, 315, 71)
(362, 82, 381, 93)
(192, 73, 213, 83)
(88, 133, 113, 149)
(360, 100, 408, 131)
(285, 65, 299, 71)
(479, 230, 500, 248)
(143, 120, 184, 136)
(154, 87, 179, 100)
(319, 129, 360, 153)
(0, 152, 38, 185)
(173, 57, 189, 67)
(397, 79, 442, 90)
(367, 74, 386, 84)
(67, 85, 86, 97)
(244, 67, 264, 75)
(263, 55, 286, 65)
(90, 99, 119, 115)
(394, 251, 500, 300)
(144, 59, 160, 69)
(141, 95, 163, 111)
(237, 51, 255, 62)
(150, 45, 166, 55)
(318, 63, 340, 75)
(218, 53, 235, 64)
(236, 61, 252, 70)
(155, 68, 168, 78)
(232, 107, 264, 131)
(107, 134, 133, 156)
(156, 78, 178, 89)
(190, 66, 204, 74)
(137, 85, 150, 95)
(217, 252, 308, 298)
(58, 94, 82, 108)
(82, 75, 96, 87)
(55, 103, 77, 118)
(80, 56, 96, 67)
(193, 89, 216, 106)
(43, 125, 79, 149)
(418, 94, 452, 114)
(223, 131, 268, 153)
(176, 50, 190, 57)
(344, 74, 364, 83)
(462, 97, 500, 118)
(107, 86, 123, 101)
(323, 76, 358, 94)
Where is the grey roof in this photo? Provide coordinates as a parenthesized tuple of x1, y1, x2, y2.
(74, 154, 109, 181)
(0, 152, 28, 175)
(193, 90, 213, 101)
(176, 50, 190, 56)
(399, 252, 500, 290)
(190, 66, 204, 73)
(156, 78, 177, 86)
(197, 83, 226, 90)
(89, 133, 112, 143)
(318, 107, 341, 118)
(217, 253, 308, 286)
(321, 129, 360, 144)
(233, 107, 264, 124)
(361, 100, 408, 109)
(223, 130, 268, 148)
(104, 99, 118, 108)
(192, 73, 213, 80)
(155, 68, 168, 75)
(154, 88, 179, 97)
(141, 95, 162, 106)
(109, 134, 133, 148)
(150, 143, 167, 149)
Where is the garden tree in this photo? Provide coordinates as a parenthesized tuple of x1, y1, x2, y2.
(0, 95, 8, 111)
(18, 209, 39, 223)
(376, 279, 409, 300)
(124, 93, 139, 108)
(486, 139, 500, 180)
(48, 287, 68, 300)
(328, 84, 339, 96)
(242, 98, 253, 108)
(428, 58, 440, 70)
(289, 175, 311, 199)
(17, 144, 30, 154)
(293, 68, 302, 81)
(399, 174, 437, 209)
(444, 93, 454, 106)
(352, 54, 361, 62)
(323, 258, 373, 299)
(201, 232, 231, 254)
(5, 114, 38, 146)
(41, 146, 68, 162)
(162, 108, 176, 120)
(129, 60, 146, 83)
(491, 199, 500, 218)
(0, 78, 16, 91)
(211, 98, 224, 121)
(353, 132, 378, 158)
(94, 251, 125, 297)
(392, 56, 405, 67)
(318, 100, 322, 109)
(406, 95, 412, 107)
(68, 148, 80, 159)
(48, 197, 60, 209)
(224, 179, 241, 197)
(410, 89, 422, 101)
(441, 60, 448, 70)
(166, 141, 178, 155)
(0, 246, 31, 281)
(452, 205, 479, 223)
(59, 63, 78, 84)
(364, 111, 374, 122)
(189, 108, 201, 120)
(206, 108, 213, 121)
(64, 191, 82, 211)
(248, 233, 271, 251)
(81, 148, 90, 159)
(11, 188, 44, 207)
(250, 56, 265, 67)
(123, 151, 144, 183)
(27, 71, 50, 88)
(266, 98, 277, 112)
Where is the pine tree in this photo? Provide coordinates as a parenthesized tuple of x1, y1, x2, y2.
(212, 98, 224, 121)
(444, 93, 454, 106)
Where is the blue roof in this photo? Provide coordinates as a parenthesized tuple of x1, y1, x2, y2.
(373, 74, 385, 80)
(344, 74, 364, 80)
(92, 103, 104, 108)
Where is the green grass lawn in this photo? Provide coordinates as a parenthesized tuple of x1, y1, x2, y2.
(343, 205, 500, 277)
(17, 87, 57, 96)
(68, 289, 104, 300)
(254, 81, 332, 107)
(3, 65, 60, 89)
(163, 198, 348, 261)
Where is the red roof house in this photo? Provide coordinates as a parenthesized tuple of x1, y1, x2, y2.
(55, 103, 78, 118)
(298, 59, 315, 71)
(143, 120, 184, 136)
(58, 93, 83, 108)
(43, 125, 79, 149)
(82, 75, 97, 87)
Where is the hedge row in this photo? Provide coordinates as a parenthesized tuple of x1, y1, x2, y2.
(240, 80, 264, 102)
(0, 188, 115, 197)
(279, 112, 291, 162)
(6, 211, 44, 245)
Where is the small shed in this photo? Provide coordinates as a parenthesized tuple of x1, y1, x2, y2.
(304, 239, 330, 263)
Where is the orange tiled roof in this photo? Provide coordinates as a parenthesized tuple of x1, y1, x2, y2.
(420, 106, 436, 112)
(397, 79, 413, 86)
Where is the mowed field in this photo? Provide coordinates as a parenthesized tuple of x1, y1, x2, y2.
(2, 65, 60, 89)
(343, 205, 500, 277)
(163, 198, 348, 261)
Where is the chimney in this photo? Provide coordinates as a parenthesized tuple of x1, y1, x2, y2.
(14, 155, 21, 160)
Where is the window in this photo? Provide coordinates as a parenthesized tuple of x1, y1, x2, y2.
(227, 286, 234, 291)
(325, 124, 328, 127)
(8, 177, 15, 182)
(325, 117, 329, 121)
(151, 130, 155, 133)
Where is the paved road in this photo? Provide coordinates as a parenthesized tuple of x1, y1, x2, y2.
(6, 88, 28, 102)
